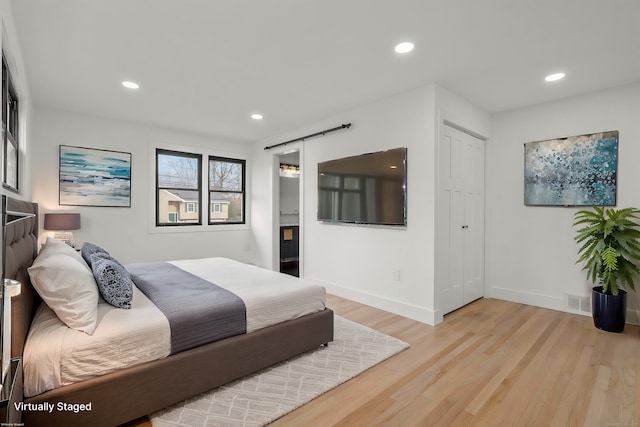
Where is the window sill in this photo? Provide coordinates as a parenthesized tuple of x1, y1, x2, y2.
(148, 223, 249, 234)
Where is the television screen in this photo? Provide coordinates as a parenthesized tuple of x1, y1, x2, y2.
(317, 147, 407, 226)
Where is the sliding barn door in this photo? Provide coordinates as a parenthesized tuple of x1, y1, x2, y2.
(438, 124, 485, 316)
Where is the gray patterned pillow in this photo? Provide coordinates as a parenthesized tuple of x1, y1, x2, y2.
(90, 253, 133, 309)
(81, 242, 109, 267)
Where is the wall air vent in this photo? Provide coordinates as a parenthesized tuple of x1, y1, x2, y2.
(566, 294, 591, 314)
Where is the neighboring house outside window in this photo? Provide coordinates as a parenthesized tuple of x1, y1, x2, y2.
(210, 200, 230, 222)
(158, 189, 200, 223)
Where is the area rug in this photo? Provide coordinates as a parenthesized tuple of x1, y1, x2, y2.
(150, 315, 409, 427)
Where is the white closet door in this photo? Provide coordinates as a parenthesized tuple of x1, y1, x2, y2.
(438, 124, 485, 315)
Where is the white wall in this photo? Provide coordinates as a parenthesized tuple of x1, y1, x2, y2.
(31, 108, 254, 264)
(252, 84, 489, 325)
(486, 82, 640, 323)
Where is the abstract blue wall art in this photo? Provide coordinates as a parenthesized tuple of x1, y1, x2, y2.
(524, 131, 618, 206)
(59, 145, 132, 207)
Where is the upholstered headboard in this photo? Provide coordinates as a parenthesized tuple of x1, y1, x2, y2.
(2, 196, 39, 358)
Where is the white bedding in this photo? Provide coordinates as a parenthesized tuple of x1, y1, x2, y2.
(169, 258, 325, 332)
(23, 257, 326, 397)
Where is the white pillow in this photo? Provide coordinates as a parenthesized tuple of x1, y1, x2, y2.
(28, 244, 99, 335)
(41, 237, 89, 268)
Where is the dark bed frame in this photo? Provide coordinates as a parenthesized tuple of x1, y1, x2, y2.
(3, 197, 334, 427)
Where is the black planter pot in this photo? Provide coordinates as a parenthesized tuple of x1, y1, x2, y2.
(592, 286, 627, 333)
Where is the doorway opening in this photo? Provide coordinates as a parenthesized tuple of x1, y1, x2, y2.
(277, 151, 300, 277)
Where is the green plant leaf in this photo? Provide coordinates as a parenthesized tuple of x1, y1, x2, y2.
(573, 206, 640, 295)
(601, 245, 618, 272)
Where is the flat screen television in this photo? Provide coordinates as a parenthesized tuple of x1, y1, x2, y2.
(317, 147, 407, 226)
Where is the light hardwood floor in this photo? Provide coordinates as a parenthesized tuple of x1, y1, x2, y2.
(124, 294, 640, 426)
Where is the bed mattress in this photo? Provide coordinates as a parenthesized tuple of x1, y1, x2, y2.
(23, 257, 326, 397)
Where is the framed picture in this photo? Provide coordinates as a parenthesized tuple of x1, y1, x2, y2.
(59, 145, 132, 207)
(524, 130, 618, 206)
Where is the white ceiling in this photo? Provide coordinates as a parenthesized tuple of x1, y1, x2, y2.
(10, 0, 640, 144)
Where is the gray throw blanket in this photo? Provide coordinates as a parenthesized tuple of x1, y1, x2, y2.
(126, 261, 247, 354)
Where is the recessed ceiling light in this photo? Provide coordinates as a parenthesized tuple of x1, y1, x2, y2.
(394, 42, 415, 54)
(251, 113, 263, 120)
(544, 72, 565, 82)
(122, 81, 140, 89)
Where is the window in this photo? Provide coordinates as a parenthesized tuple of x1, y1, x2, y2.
(156, 149, 202, 226)
(155, 148, 246, 228)
(209, 156, 245, 224)
(2, 54, 19, 192)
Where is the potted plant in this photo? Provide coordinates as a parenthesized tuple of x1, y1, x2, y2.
(574, 206, 640, 332)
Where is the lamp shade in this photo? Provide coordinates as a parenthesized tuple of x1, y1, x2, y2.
(43, 213, 81, 231)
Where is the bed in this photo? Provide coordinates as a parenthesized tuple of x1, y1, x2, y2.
(2, 196, 334, 427)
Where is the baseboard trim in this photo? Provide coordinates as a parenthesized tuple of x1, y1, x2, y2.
(490, 286, 640, 326)
(309, 278, 438, 326)
(306, 280, 640, 327)
(490, 286, 567, 312)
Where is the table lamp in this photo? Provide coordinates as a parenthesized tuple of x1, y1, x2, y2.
(44, 213, 81, 246)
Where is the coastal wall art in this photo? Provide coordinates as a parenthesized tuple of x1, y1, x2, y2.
(59, 145, 132, 207)
(524, 130, 618, 206)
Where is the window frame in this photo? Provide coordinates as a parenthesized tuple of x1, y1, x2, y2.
(185, 202, 197, 213)
(208, 155, 246, 225)
(2, 53, 19, 193)
(156, 148, 203, 227)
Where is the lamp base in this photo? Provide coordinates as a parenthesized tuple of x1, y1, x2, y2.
(53, 232, 75, 247)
